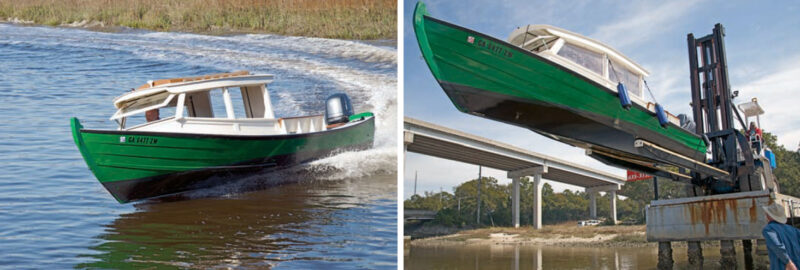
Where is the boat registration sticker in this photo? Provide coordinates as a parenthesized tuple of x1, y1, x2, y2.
(119, 136, 125, 143)
(467, 36, 475, 44)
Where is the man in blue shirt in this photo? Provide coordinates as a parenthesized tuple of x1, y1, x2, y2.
(763, 203, 800, 270)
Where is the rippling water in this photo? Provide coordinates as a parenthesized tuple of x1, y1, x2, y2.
(0, 23, 397, 269)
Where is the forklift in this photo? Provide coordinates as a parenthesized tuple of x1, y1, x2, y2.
(645, 24, 799, 243)
(681, 23, 777, 195)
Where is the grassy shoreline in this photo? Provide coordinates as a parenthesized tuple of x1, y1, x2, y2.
(0, 0, 396, 40)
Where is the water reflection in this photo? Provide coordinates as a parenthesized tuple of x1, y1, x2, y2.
(78, 174, 397, 269)
(406, 243, 765, 269)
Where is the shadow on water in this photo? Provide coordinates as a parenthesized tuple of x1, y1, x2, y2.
(77, 171, 397, 269)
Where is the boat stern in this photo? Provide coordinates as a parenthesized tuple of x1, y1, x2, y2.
(347, 111, 376, 150)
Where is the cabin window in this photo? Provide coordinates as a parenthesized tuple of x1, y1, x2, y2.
(241, 85, 267, 118)
(184, 92, 213, 117)
(118, 92, 172, 116)
(131, 105, 183, 126)
(557, 43, 603, 75)
(119, 93, 180, 128)
(608, 60, 642, 97)
(182, 86, 268, 119)
(225, 88, 247, 118)
(207, 88, 247, 119)
(208, 89, 225, 117)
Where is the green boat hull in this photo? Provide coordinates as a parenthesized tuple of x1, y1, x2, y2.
(413, 2, 706, 171)
(71, 115, 374, 203)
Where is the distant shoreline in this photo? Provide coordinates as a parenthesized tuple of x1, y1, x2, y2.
(0, 0, 396, 40)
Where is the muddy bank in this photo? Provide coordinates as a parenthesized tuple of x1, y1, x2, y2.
(409, 223, 653, 248)
(408, 223, 764, 250)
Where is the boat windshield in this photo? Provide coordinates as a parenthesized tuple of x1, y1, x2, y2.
(557, 42, 604, 75)
(608, 60, 642, 97)
(117, 92, 174, 117)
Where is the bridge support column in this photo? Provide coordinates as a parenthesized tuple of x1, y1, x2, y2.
(589, 192, 597, 219)
(533, 174, 542, 229)
(512, 177, 520, 228)
(508, 166, 547, 230)
(610, 190, 617, 224)
(586, 184, 621, 223)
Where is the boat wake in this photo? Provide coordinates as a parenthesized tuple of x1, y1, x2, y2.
(0, 24, 397, 190)
(132, 31, 400, 182)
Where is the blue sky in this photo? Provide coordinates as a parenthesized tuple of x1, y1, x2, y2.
(403, 0, 800, 198)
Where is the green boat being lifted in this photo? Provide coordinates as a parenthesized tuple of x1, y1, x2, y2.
(71, 71, 375, 203)
(412, 2, 730, 180)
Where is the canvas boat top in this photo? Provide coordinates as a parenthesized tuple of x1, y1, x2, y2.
(508, 25, 648, 77)
(104, 70, 372, 136)
(507, 24, 682, 127)
(113, 71, 271, 109)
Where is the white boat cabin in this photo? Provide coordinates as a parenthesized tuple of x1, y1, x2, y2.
(110, 71, 325, 135)
(508, 25, 680, 125)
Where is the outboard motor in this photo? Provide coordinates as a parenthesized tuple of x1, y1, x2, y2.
(325, 93, 354, 126)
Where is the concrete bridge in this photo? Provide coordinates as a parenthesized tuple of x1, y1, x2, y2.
(404, 117, 627, 229)
(404, 209, 437, 222)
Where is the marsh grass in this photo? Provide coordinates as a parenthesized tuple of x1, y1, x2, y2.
(0, 0, 396, 39)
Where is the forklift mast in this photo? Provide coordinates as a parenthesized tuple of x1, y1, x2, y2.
(687, 24, 755, 192)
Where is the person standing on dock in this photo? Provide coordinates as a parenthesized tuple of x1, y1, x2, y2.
(763, 203, 800, 270)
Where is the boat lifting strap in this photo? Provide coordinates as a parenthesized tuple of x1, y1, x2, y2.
(634, 139, 730, 180)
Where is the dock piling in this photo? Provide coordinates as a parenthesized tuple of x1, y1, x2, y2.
(657, 241, 673, 270)
(720, 240, 737, 269)
(688, 241, 703, 269)
(743, 239, 754, 270)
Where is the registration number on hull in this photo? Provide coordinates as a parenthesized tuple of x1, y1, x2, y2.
(119, 136, 158, 145)
(467, 35, 513, 59)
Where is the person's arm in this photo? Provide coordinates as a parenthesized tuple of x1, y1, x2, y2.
(764, 226, 792, 265)
(787, 261, 797, 270)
